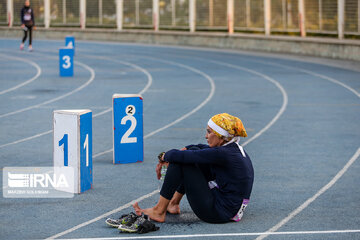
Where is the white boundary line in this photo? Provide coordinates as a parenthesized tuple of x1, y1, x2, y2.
(249, 60, 360, 240)
(4, 38, 358, 73)
(90, 55, 153, 117)
(92, 56, 217, 158)
(58, 229, 360, 240)
(0, 54, 42, 95)
(0, 56, 152, 149)
(0, 130, 52, 149)
(205, 60, 288, 147)
(0, 60, 95, 119)
(72, 39, 360, 73)
(47, 189, 159, 240)
(255, 148, 360, 240)
(140, 57, 216, 140)
(253, 60, 360, 99)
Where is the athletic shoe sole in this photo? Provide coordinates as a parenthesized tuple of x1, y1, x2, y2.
(105, 219, 120, 228)
(118, 224, 138, 233)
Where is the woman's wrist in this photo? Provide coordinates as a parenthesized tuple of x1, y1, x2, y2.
(158, 152, 166, 163)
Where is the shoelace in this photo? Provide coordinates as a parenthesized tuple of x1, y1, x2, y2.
(124, 213, 139, 225)
(132, 215, 147, 227)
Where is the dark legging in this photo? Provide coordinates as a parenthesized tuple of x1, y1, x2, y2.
(22, 26, 33, 45)
(160, 162, 228, 223)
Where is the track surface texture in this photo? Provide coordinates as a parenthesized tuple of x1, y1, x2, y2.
(0, 38, 359, 240)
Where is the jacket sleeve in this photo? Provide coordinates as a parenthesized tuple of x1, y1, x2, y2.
(21, 8, 24, 24)
(185, 144, 210, 150)
(164, 147, 226, 165)
(31, 9, 35, 25)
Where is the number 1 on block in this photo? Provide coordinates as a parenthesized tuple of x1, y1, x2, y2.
(84, 134, 89, 167)
(59, 134, 68, 166)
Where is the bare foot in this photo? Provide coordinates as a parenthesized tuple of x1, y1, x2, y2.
(133, 202, 143, 216)
(167, 203, 180, 214)
(132, 202, 166, 223)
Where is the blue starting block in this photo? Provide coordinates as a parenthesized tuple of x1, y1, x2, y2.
(65, 36, 75, 53)
(59, 47, 74, 77)
(113, 94, 144, 164)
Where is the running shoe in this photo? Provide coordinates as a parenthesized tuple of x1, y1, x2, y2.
(28, 46, 33, 52)
(118, 214, 148, 233)
(105, 212, 138, 228)
(20, 43, 24, 50)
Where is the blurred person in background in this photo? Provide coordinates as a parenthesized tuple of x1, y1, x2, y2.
(20, 0, 35, 51)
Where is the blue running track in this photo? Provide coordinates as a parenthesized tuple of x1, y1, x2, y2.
(0, 38, 359, 240)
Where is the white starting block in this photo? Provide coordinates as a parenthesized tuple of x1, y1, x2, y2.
(53, 110, 92, 193)
(113, 94, 144, 164)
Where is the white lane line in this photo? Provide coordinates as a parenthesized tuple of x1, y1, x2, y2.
(206, 60, 288, 147)
(0, 130, 52, 149)
(255, 148, 360, 240)
(254, 60, 360, 98)
(75, 40, 360, 73)
(302, 70, 360, 98)
(46, 190, 159, 240)
(92, 57, 216, 158)
(109, 54, 287, 148)
(250, 60, 360, 240)
(89, 55, 153, 117)
(45, 59, 216, 240)
(0, 61, 95, 119)
(0, 54, 42, 95)
(0, 58, 152, 149)
(58, 229, 360, 240)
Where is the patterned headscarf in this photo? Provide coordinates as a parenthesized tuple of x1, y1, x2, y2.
(208, 113, 247, 139)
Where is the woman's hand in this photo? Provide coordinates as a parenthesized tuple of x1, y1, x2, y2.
(156, 152, 166, 180)
(155, 148, 185, 180)
(21, 24, 25, 28)
(156, 162, 163, 180)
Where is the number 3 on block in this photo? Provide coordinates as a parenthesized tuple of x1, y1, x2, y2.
(120, 105, 137, 143)
(62, 55, 71, 69)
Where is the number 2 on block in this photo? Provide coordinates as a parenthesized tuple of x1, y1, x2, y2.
(59, 134, 68, 166)
(120, 116, 137, 143)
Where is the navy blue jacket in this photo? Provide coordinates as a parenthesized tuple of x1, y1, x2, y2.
(164, 142, 254, 220)
(21, 6, 35, 26)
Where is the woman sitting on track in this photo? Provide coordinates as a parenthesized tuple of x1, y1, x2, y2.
(133, 113, 254, 223)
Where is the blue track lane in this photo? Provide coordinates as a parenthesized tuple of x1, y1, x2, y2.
(0, 38, 359, 240)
